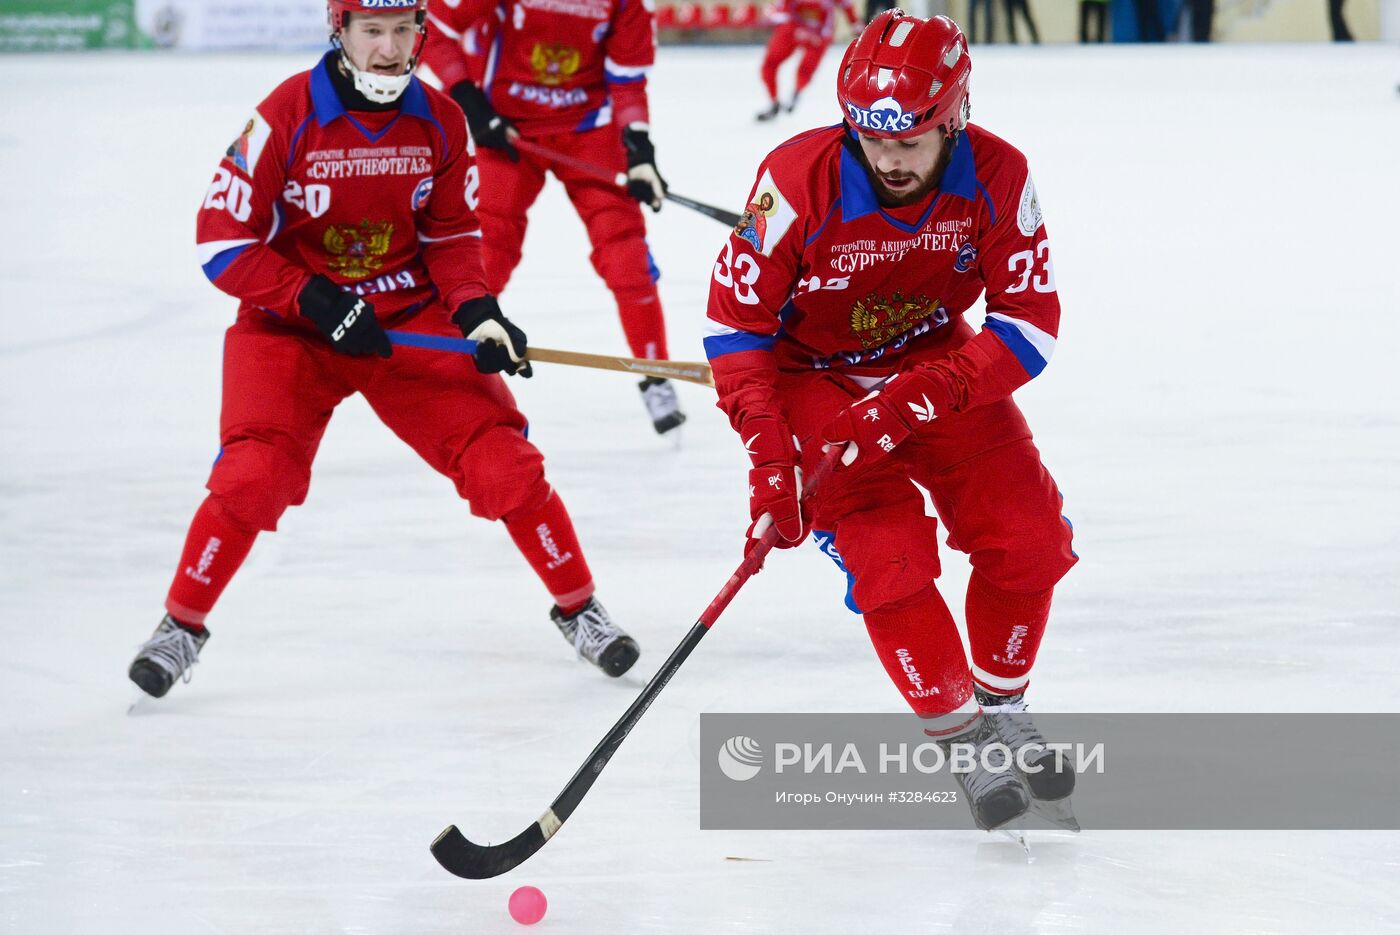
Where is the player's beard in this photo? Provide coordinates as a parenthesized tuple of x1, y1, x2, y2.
(864, 141, 952, 208)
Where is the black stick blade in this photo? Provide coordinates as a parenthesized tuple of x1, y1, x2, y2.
(430, 823, 548, 880)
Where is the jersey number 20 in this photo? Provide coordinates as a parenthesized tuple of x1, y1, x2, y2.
(203, 168, 253, 223)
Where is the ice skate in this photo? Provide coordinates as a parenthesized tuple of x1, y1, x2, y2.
(975, 687, 1080, 831)
(755, 100, 781, 122)
(551, 597, 639, 678)
(938, 717, 1030, 831)
(128, 615, 210, 698)
(784, 93, 800, 113)
(638, 376, 686, 436)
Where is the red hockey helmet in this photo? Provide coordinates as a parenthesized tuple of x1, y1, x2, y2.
(837, 11, 971, 141)
(327, 0, 427, 33)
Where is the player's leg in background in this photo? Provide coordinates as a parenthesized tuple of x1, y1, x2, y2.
(473, 145, 549, 295)
(758, 25, 797, 120)
(132, 320, 349, 697)
(553, 129, 686, 435)
(552, 129, 668, 362)
(361, 316, 639, 676)
(787, 40, 828, 112)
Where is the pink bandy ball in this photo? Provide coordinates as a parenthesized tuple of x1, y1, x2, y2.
(508, 886, 548, 925)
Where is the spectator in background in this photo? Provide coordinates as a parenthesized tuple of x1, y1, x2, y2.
(864, 0, 895, 24)
(1080, 0, 1108, 42)
(1003, 0, 1040, 43)
(1329, 0, 1353, 41)
(968, 0, 995, 43)
(1134, 0, 1165, 40)
(1185, 0, 1213, 41)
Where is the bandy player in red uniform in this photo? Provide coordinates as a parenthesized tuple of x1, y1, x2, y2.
(417, 0, 685, 436)
(127, 0, 641, 700)
(708, 12, 1078, 830)
(756, 0, 859, 122)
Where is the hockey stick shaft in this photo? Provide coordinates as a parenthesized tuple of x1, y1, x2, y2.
(430, 445, 846, 879)
(385, 330, 714, 388)
(512, 138, 742, 228)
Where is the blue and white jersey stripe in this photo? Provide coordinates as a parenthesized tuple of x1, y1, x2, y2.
(198, 238, 256, 282)
(983, 312, 1056, 377)
(603, 58, 648, 84)
(703, 318, 777, 359)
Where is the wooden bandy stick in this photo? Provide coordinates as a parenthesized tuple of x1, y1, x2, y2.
(386, 330, 715, 388)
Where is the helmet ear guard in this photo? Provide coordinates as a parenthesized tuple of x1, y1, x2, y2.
(837, 10, 971, 141)
(327, 0, 428, 104)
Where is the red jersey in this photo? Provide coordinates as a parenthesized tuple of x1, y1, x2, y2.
(419, 0, 653, 135)
(705, 123, 1060, 424)
(196, 52, 487, 332)
(771, 0, 857, 44)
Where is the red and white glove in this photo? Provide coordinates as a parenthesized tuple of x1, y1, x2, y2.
(742, 416, 807, 559)
(820, 372, 945, 470)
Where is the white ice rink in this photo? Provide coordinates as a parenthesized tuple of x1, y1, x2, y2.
(3, 40, 1400, 934)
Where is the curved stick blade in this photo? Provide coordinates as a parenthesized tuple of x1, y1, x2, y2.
(430, 823, 547, 880)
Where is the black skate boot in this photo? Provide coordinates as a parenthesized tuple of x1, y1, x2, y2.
(755, 100, 780, 122)
(784, 93, 801, 114)
(638, 377, 686, 435)
(551, 597, 639, 678)
(975, 688, 1075, 801)
(938, 717, 1031, 831)
(128, 615, 210, 698)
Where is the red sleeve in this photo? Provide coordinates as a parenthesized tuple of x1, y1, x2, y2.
(603, 0, 655, 127)
(195, 102, 310, 315)
(417, 95, 489, 312)
(704, 153, 809, 437)
(841, 0, 859, 24)
(421, 0, 494, 91)
(915, 153, 1061, 413)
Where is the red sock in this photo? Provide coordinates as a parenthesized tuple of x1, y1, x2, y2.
(615, 287, 668, 361)
(504, 490, 595, 610)
(862, 584, 978, 735)
(164, 497, 258, 627)
(965, 570, 1053, 696)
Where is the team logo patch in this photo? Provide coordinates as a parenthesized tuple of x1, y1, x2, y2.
(954, 240, 978, 273)
(530, 43, 580, 86)
(849, 291, 938, 349)
(1017, 173, 1043, 236)
(411, 177, 433, 211)
(323, 220, 394, 279)
(845, 95, 914, 134)
(225, 110, 271, 175)
(732, 169, 796, 257)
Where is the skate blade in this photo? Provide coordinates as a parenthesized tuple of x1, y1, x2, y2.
(996, 825, 1034, 860)
(126, 688, 149, 715)
(1026, 795, 1080, 832)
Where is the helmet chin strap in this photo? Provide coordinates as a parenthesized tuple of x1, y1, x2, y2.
(334, 43, 412, 103)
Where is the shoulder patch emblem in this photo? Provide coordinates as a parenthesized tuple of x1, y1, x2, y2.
(226, 109, 271, 176)
(1017, 173, 1043, 237)
(733, 169, 797, 257)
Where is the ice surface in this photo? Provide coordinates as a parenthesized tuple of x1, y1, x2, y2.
(2, 42, 1399, 934)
